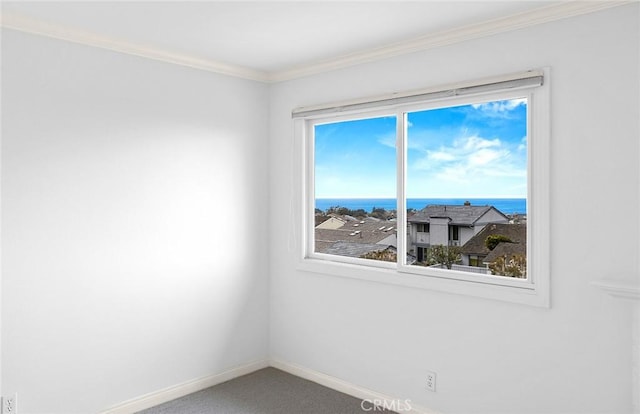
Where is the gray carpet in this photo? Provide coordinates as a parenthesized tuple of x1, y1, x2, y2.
(136, 367, 397, 414)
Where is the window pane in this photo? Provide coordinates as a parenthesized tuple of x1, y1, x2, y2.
(314, 116, 397, 263)
(405, 98, 528, 278)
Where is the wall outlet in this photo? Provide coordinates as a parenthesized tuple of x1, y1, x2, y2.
(426, 371, 437, 392)
(2, 393, 17, 414)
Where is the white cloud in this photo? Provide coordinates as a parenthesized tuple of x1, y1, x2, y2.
(404, 101, 527, 197)
(377, 132, 396, 149)
(518, 135, 527, 152)
(410, 132, 526, 194)
(417, 134, 504, 168)
(471, 98, 526, 118)
(468, 148, 506, 166)
(461, 135, 501, 151)
(428, 151, 456, 162)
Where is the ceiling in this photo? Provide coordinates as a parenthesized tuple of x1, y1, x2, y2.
(0, 1, 624, 82)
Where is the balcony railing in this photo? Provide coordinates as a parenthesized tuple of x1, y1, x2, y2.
(416, 232, 430, 244)
(450, 264, 489, 274)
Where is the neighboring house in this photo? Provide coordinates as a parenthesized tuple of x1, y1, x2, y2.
(460, 222, 527, 269)
(408, 203, 509, 263)
(315, 216, 398, 258)
(316, 216, 346, 229)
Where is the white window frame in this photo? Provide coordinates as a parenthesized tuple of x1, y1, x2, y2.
(295, 69, 550, 307)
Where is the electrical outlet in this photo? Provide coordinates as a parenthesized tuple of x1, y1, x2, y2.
(426, 371, 436, 392)
(2, 393, 17, 414)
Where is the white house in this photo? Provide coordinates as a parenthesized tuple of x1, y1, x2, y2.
(408, 204, 508, 262)
(1, 3, 638, 414)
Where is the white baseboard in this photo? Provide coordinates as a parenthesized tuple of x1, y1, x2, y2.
(270, 358, 440, 414)
(99, 359, 269, 414)
(100, 358, 439, 414)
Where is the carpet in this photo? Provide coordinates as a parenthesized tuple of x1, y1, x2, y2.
(136, 367, 397, 413)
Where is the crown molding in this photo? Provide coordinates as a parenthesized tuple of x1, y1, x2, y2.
(269, 1, 632, 82)
(1, 1, 632, 84)
(0, 12, 271, 82)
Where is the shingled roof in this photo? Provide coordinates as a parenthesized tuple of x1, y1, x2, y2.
(408, 204, 507, 225)
(461, 223, 526, 256)
(314, 216, 397, 255)
(484, 241, 527, 264)
(324, 242, 417, 264)
(324, 242, 390, 258)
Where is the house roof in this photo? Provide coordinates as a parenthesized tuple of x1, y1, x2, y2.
(484, 241, 527, 264)
(314, 216, 397, 255)
(324, 242, 417, 264)
(324, 242, 391, 258)
(461, 223, 527, 256)
(315, 216, 346, 230)
(408, 204, 506, 226)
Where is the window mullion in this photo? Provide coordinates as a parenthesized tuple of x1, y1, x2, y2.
(396, 110, 407, 268)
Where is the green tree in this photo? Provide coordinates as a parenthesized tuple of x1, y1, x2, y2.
(370, 207, 388, 220)
(326, 205, 367, 217)
(485, 235, 513, 251)
(428, 245, 461, 269)
(351, 209, 368, 218)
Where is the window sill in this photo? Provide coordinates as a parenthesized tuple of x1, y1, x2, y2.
(297, 257, 549, 308)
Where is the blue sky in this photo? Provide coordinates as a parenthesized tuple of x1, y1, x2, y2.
(314, 97, 527, 198)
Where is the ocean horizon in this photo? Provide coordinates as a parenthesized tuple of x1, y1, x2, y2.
(316, 198, 526, 215)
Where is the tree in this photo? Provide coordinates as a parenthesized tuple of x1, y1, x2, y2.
(428, 245, 461, 269)
(336, 207, 350, 216)
(325, 205, 367, 217)
(489, 254, 526, 278)
(360, 248, 397, 262)
(485, 235, 513, 251)
(351, 209, 368, 218)
(370, 207, 388, 220)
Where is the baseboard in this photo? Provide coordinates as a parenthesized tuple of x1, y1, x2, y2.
(270, 358, 440, 414)
(101, 358, 439, 414)
(99, 359, 269, 414)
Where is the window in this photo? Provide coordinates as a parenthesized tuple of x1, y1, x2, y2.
(449, 226, 459, 244)
(417, 224, 429, 233)
(312, 115, 397, 263)
(469, 255, 486, 267)
(296, 70, 550, 307)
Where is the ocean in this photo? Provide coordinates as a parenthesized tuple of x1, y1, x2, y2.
(316, 198, 526, 215)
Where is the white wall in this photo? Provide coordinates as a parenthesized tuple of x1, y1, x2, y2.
(269, 5, 639, 414)
(2, 4, 638, 414)
(1, 30, 270, 413)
